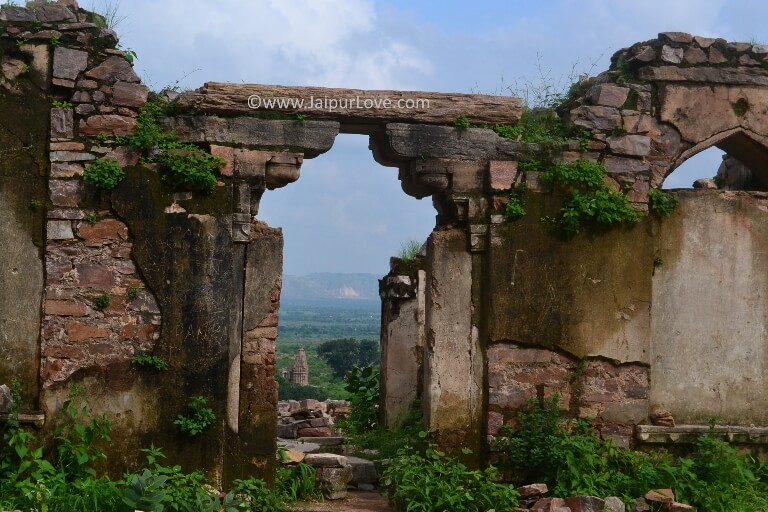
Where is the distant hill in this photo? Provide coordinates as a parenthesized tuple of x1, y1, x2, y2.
(281, 273, 381, 302)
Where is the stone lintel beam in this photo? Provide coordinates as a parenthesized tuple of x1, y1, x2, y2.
(637, 424, 768, 445)
(174, 82, 523, 126)
(384, 123, 526, 162)
(159, 116, 339, 158)
(638, 66, 768, 86)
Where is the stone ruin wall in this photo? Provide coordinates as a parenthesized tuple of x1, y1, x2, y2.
(3, 0, 768, 479)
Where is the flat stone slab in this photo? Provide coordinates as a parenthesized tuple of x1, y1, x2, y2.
(637, 424, 768, 444)
(175, 82, 523, 126)
(347, 456, 378, 485)
(292, 489, 391, 512)
(278, 439, 321, 454)
(297, 436, 344, 446)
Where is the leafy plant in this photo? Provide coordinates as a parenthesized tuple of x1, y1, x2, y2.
(84, 212, 99, 225)
(155, 148, 223, 193)
(382, 434, 519, 512)
(29, 199, 41, 210)
(122, 469, 169, 512)
(275, 461, 319, 502)
(339, 366, 379, 435)
(540, 159, 640, 235)
(649, 188, 679, 217)
(49, 35, 61, 47)
(175, 396, 216, 436)
(93, 293, 110, 310)
(52, 100, 73, 109)
(654, 256, 664, 267)
(132, 353, 169, 372)
(83, 158, 125, 190)
(127, 285, 140, 299)
(398, 239, 421, 261)
(504, 189, 526, 222)
(454, 114, 470, 129)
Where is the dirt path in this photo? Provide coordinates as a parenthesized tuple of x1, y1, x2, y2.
(291, 489, 392, 512)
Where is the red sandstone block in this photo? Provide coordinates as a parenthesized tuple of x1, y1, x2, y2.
(77, 218, 128, 242)
(75, 264, 114, 290)
(78, 115, 137, 137)
(65, 321, 110, 341)
(121, 324, 154, 341)
(45, 300, 87, 316)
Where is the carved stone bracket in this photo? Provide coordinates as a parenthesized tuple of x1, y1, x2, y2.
(212, 147, 304, 243)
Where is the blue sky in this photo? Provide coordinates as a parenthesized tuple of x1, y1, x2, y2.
(78, 0, 768, 274)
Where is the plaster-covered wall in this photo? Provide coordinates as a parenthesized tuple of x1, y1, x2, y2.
(652, 190, 768, 425)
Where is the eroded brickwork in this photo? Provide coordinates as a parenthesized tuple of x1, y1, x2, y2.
(487, 344, 649, 448)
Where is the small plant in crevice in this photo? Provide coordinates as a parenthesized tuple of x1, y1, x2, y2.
(732, 97, 750, 117)
(127, 285, 140, 299)
(84, 212, 99, 225)
(649, 188, 679, 217)
(49, 35, 61, 47)
(540, 158, 640, 236)
(93, 293, 110, 310)
(654, 256, 664, 268)
(397, 239, 421, 261)
(504, 188, 527, 222)
(83, 158, 125, 190)
(131, 354, 169, 372)
(175, 396, 216, 436)
(29, 199, 41, 210)
(454, 114, 471, 129)
(52, 100, 73, 109)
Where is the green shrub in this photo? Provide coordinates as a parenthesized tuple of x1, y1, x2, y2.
(649, 188, 679, 217)
(505, 189, 526, 221)
(541, 159, 640, 235)
(493, 396, 768, 508)
(175, 396, 216, 436)
(131, 353, 169, 371)
(275, 460, 319, 502)
(83, 158, 125, 190)
(382, 434, 519, 512)
(339, 366, 379, 435)
(454, 114, 470, 129)
(93, 293, 110, 310)
(156, 148, 223, 193)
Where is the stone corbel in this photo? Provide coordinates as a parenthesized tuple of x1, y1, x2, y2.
(215, 148, 303, 242)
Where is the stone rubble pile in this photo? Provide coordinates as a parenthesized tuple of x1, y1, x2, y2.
(277, 399, 350, 439)
(513, 484, 695, 511)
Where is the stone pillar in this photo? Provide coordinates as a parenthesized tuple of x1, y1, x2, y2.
(224, 221, 283, 486)
(423, 229, 483, 463)
(379, 258, 425, 427)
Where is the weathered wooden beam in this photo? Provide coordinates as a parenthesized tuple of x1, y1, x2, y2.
(175, 83, 523, 126)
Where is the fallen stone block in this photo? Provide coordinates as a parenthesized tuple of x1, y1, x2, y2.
(347, 456, 378, 485)
(315, 465, 352, 500)
(564, 496, 605, 512)
(518, 483, 548, 499)
(304, 453, 347, 468)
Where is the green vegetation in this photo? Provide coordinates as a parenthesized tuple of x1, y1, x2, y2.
(51, 100, 73, 109)
(29, 199, 41, 210)
(504, 188, 526, 221)
(0, 379, 314, 510)
(83, 158, 125, 190)
(654, 256, 664, 267)
(93, 293, 110, 310)
(540, 159, 640, 236)
(116, 100, 225, 194)
(493, 396, 768, 509)
(398, 239, 421, 261)
(49, 35, 60, 47)
(454, 114, 470, 129)
(732, 97, 750, 117)
(131, 353, 169, 372)
(174, 396, 216, 437)
(339, 366, 379, 435)
(84, 212, 99, 225)
(127, 285, 140, 300)
(317, 338, 378, 380)
(382, 433, 519, 512)
(276, 342, 350, 399)
(649, 188, 679, 217)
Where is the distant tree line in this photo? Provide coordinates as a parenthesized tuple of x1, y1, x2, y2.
(317, 338, 379, 380)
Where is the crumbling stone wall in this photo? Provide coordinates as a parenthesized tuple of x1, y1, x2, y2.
(6, 1, 768, 478)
